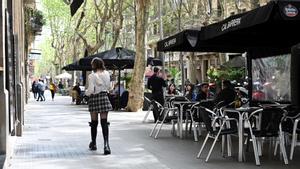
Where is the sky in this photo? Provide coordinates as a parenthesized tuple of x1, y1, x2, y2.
(32, 0, 51, 51)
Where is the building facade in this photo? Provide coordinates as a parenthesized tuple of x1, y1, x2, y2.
(0, 0, 35, 163)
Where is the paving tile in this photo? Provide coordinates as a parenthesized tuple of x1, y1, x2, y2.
(6, 91, 300, 169)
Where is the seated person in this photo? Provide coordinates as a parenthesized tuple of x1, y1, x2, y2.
(185, 83, 195, 101)
(214, 80, 236, 107)
(214, 80, 237, 130)
(72, 83, 82, 104)
(196, 83, 209, 101)
(112, 82, 125, 97)
(110, 82, 127, 109)
(167, 83, 178, 96)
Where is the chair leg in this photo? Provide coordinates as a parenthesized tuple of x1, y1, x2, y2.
(227, 135, 232, 157)
(177, 115, 180, 136)
(257, 139, 262, 156)
(290, 133, 297, 160)
(190, 112, 198, 142)
(150, 118, 160, 137)
(171, 120, 175, 136)
(197, 133, 210, 158)
(206, 122, 225, 162)
(221, 135, 225, 157)
(143, 105, 153, 122)
(198, 123, 202, 136)
(274, 140, 279, 156)
(189, 119, 193, 134)
(185, 119, 189, 137)
(154, 110, 169, 139)
(247, 120, 260, 165)
(279, 131, 288, 164)
(150, 109, 164, 137)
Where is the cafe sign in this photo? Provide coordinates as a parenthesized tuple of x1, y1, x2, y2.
(284, 4, 298, 17)
(164, 38, 177, 48)
(221, 17, 241, 32)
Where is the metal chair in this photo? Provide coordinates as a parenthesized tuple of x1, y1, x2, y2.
(142, 96, 154, 123)
(197, 106, 238, 162)
(187, 100, 216, 142)
(149, 100, 178, 139)
(244, 107, 288, 165)
(278, 108, 300, 161)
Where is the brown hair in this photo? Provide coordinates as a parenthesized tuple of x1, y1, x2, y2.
(91, 57, 106, 71)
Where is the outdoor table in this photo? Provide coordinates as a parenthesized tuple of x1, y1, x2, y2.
(173, 101, 198, 139)
(223, 107, 261, 162)
(164, 95, 182, 107)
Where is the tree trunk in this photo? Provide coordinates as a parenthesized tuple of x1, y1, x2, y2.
(187, 53, 197, 84)
(126, 0, 150, 112)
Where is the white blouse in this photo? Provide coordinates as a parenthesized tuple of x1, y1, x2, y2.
(85, 70, 111, 96)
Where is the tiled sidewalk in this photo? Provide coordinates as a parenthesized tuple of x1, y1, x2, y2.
(6, 92, 300, 169)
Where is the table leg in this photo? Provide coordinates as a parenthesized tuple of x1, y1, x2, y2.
(180, 105, 183, 139)
(238, 114, 244, 162)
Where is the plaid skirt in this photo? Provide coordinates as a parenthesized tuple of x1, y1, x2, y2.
(88, 92, 112, 113)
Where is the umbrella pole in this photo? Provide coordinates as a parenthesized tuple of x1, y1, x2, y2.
(118, 68, 121, 110)
(246, 51, 253, 106)
(180, 52, 185, 94)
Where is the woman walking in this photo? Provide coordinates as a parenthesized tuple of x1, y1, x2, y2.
(85, 58, 112, 154)
(49, 81, 57, 101)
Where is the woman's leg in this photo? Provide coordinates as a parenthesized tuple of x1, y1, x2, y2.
(100, 112, 110, 154)
(51, 90, 54, 100)
(89, 112, 99, 150)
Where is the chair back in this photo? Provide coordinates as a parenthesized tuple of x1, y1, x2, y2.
(151, 100, 164, 110)
(199, 106, 216, 133)
(281, 106, 300, 133)
(250, 107, 285, 137)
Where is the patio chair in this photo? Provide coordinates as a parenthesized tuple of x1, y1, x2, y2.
(149, 100, 178, 139)
(169, 96, 198, 139)
(186, 100, 215, 142)
(244, 107, 288, 165)
(196, 106, 238, 162)
(142, 96, 154, 123)
(277, 107, 300, 161)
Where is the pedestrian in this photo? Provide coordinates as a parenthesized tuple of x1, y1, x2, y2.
(58, 81, 64, 89)
(49, 81, 57, 101)
(36, 79, 46, 101)
(85, 57, 112, 154)
(32, 81, 38, 99)
(147, 67, 167, 122)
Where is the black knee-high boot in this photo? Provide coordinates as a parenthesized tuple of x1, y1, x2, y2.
(101, 119, 111, 155)
(89, 120, 98, 150)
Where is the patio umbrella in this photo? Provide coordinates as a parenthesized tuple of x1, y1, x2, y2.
(147, 57, 163, 66)
(198, 0, 300, 56)
(55, 72, 72, 79)
(62, 61, 92, 71)
(79, 47, 135, 70)
(157, 0, 300, 103)
(79, 47, 163, 109)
